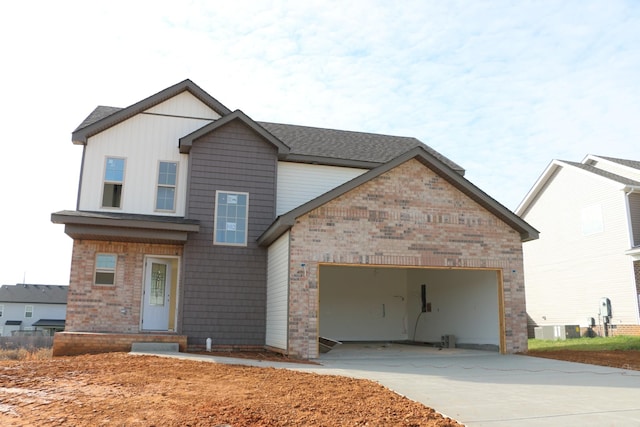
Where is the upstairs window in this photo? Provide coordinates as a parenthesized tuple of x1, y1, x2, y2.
(0, 304, 4, 317)
(156, 161, 177, 211)
(25, 305, 33, 318)
(581, 204, 604, 236)
(102, 157, 125, 208)
(95, 254, 117, 285)
(214, 191, 249, 246)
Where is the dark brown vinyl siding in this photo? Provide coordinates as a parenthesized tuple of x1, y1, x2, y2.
(182, 120, 277, 346)
(630, 192, 640, 247)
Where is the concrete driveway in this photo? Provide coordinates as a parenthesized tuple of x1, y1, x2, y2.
(314, 343, 640, 426)
(136, 342, 640, 426)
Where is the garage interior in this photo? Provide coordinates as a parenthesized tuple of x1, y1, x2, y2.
(318, 265, 502, 351)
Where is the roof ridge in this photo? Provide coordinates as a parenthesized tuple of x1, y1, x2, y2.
(258, 121, 421, 140)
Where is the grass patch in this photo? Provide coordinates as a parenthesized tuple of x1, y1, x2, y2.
(0, 347, 52, 361)
(528, 335, 640, 352)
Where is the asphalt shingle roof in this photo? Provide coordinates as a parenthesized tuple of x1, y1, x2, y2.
(75, 106, 463, 172)
(74, 106, 123, 132)
(0, 284, 68, 304)
(595, 156, 640, 171)
(258, 122, 463, 171)
(563, 161, 640, 186)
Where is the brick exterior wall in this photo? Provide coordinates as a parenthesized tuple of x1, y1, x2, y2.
(52, 332, 187, 356)
(65, 240, 183, 333)
(287, 159, 527, 358)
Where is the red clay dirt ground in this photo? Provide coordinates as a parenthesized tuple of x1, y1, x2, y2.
(525, 349, 640, 371)
(0, 352, 461, 426)
(0, 349, 638, 426)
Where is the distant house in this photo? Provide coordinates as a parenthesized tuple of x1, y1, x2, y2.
(0, 284, 68, 336)
(51, 79, 538, 358)
(517, 155, 640, 336)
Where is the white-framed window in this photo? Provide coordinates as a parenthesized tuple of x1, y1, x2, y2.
(95, 253, 117, 285)
(214, 191, 249, 246)
(581, 204, 604, 236)
(0, 304, 4, 317)
(155, 161, 178, 212)
(102, 157, 125, 208)
(25, 305, 33, 318)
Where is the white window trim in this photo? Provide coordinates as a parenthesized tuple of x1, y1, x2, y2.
(24, 305, 33, 318)
(154, 160, 178, 213)
(101, 156, 126, 210)
(213, 190, 249, 247)
(95, 253, 117, 286)
(0, 304, 4, 317)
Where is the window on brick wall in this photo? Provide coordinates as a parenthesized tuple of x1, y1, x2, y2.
(24, 305, 33, 318)
(95, 254, 117, 285)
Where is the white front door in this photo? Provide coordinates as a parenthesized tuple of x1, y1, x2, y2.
(142, 258, 171, 331)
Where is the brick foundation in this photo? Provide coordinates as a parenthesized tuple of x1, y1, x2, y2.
(53, 332, 187, 356)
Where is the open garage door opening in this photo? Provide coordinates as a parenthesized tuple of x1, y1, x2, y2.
(318, 265, 503, 352)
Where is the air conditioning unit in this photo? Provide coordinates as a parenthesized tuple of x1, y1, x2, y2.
(534, 325, 580, 340)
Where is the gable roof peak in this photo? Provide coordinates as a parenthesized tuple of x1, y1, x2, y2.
(179, 109, 290, 157)
(72, 79, 232, 144)
(259, 145, 537, 246)
(517, 155, 640, 216)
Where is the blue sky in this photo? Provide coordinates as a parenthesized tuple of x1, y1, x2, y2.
(1, 0, 638, 286)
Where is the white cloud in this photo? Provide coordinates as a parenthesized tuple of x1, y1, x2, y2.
(1, 0, 639, 285)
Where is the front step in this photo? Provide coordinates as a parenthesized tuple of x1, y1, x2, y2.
(131, 342, 180, 353)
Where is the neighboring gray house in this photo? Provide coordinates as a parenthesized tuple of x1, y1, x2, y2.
(517, 155, 640, 337)
(0, 284, 68, 336)
(52, 79, 537, 358)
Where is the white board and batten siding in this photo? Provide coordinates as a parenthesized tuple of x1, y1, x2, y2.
(265, 231, 290, 351)
(522, 165, 638, 327)
(276, 162, 366, 215)
(78, 92, 220, 216)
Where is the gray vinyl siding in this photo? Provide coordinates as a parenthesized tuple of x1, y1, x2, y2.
(182, 120, 278, 347)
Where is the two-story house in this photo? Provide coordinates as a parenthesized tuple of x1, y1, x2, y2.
(52, 79, 538, 359)
(517, 155, 640, 337)
(0, 284, 68, 336)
